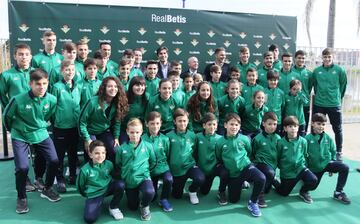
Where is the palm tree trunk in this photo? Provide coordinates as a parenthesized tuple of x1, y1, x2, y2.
(327, 0, 336, 48)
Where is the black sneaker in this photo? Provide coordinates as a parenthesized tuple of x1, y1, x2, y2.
(25, 178, 36, 192)
(356, 168, 360, 173)
(217, 191, 228, 206)
(34, 178, 45, 192)
(258, 193, 267, 208)
(68, 176, 77, 185)
(336, 152, 343, 161)
(299, 191, 313, 204)
(333, 191, 351, 204)
(41, 187, 61, 202)
(16, 198, 29, 214)
(56, 181, 67, 193)
(272, 178, 281, 189)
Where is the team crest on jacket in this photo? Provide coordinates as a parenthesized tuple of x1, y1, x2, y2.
(44, 104, 49, 109)
(25, 104, 32, 109)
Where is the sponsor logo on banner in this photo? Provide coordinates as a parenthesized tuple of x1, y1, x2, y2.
(138, 27, 147, 35)
(81, 36, 90, 44)
(222, 33, 232, 37)
(172, 41, 183, 45)
(191, 39, 199, 47)
(79, 28, 92, 32)
(254, 59, 261, 66)
(174, 48, 182, 55)
(282, 36, 292, 40)
(19, 24, 29, 32)
(239, 32, 247, 39)
(189, 51, 200, 55)
(154, 31, 166, 34)
(17, 38, 31, 41)
(224, 40, 231, 48)
(99, 39, 111, 43)
(189, 32, 200, 36)
(253, 35, 263, 39)
(59, 38, 72, 42)
(206, 42, 216, 46)
(207, 49, 215, 56)
(283, 43, 290, 50)
(254, 41, 262, 49)
(38, 27, 51, 31)
(238, 43, 248, 47)
(118, 29, 130, 33)
(207, 30, 215, 38)
(61, 25, 70, 33)
(119, 37, 128, 45)
(269, 33, 276, 40)
(174, 29, 182, 36)
(136, 40, 148, 44)
(151, 14, 187, 23)
(156, 38, 165, 46)
(100, 26, 110, 34)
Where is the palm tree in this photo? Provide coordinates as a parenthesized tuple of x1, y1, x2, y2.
(305, 0, 360, 48)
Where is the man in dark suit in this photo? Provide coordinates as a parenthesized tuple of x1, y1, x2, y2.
(204, 47, 230, 82)
(156, 46, 170, 79)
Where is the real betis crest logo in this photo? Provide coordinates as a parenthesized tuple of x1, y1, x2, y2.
(120, 37, 128, 45)
(254, 59, 261, 66)
(61, 25, 70, 33)
(239, 32, 246, 39)
(207, 49, 215, 56)
(191, 39, 199, 47)
(283, 43, 290, 50)
(269, 33, 276, 40)
(100, 26, 110, 34)
(138, 27, 147, 35)
(156, 38, 165, 46)
(19, 24, 29, 32)
(174, 28, 182, 36)
(80, 36, 90, 44)
(224, 40, 231, 48)
(174, 48, 182, 55)
(254, 41, 261, 49)
(140, 47, 147, 55)
(207, 30, 215, 38)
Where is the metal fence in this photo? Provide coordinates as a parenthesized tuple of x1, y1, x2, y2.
(298, 46, 360, 123)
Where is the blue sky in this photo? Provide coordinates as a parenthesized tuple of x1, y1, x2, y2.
(1, 0, 359, 48)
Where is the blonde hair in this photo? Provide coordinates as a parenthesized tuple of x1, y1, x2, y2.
(127, 118, 143, 128)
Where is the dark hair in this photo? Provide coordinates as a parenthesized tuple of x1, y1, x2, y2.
(224, 113, 241, 124)
(146, 60, 158, 67)
(173, 108, 189, 120)
(269, 44, 279, 52)
(290, 79, 302, 89)
(97, 76, 128, 121)
(62, 42, 77, 52)
(13, 43, 31, 55)
(43, 30, 56, 38)
(60, 59, 74, 71)
(93, 50, 106, 59)
(187, 81, 216, 122)
(119, 59, 130, 67)
(156, 46, 168, 55)
(226, 79, 241, 93)
(210, 64, 221, 73)
(183, 73, 194, 80)
(146, 111, 162, 122)
(123, 49, 134, 57)
(322, 48, 333, 56)
(89, 140, 106, 153)
(267, 70, 279, 80)
(253, 90, 265, 100)
(168, 70, 180, 78)
(295, 50, 306, 58)
(263, 111, 278, 122)
(76, 40, 88, 46)
(127, 76, 147, 106)
(263, 51, 274, 58)
(230, 66, 240, 73)
(215, 47, 226, 54)
(281, 52, 292, 60)
(246, 67, 257, 75)
(99, 42, 111, 48)
(239, 46, 249, 53)
(312, 113, 327, 123)
(158, 78, 172, 89)
(170, 60, 181, 68)
(84, 58, 97, 70)
(30, 68, 48, 81)
(202, 112, 217, 124)
(283, 116, 299, 127)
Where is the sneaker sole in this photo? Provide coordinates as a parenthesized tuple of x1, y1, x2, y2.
(16, 208, 29, 214)
(141, 216, 151, 221)
(299, 195, 313, 204)
(40, 193, 61, 202)
(258, 204, 268, 208)
(333, 197, 351, 205)
(218, 201, 228, 206)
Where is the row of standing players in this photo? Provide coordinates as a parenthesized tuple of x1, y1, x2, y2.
(0, 31, 350, 222)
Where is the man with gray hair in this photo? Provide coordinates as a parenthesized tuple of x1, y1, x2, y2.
(180, 56, 199, 79)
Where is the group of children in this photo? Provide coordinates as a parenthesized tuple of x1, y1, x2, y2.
(0, 30, 353, 222)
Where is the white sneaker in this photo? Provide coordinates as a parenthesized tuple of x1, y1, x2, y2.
(189, 192, 199, 204)
(109, 207, 124, 220)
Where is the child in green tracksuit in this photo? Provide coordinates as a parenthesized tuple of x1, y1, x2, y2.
(277, 52, 300, 94)
(236, 46, 257, 85)
(93, 51, 114, 81)
(217, 79, 245, 135)
(215, 113, 265, 217)
(252, 112, 281, 207)
(275, 116, 318, 204)
(80, 58, 101, 108)
(305, 113, 351, 204)
(195, 113, 229, 205)
(284, 79, 309, 136)
(187, 81, 219, 133)
(77, 140, 125, 223)
(115, 118, 156, 221)
(144, 60, 160, 97)
(169, 71, 186, 108)
(146, 79, 180, 133)
(166, 108, 205, 204)
(241, 67, 264, 106)
(116, 60, 131, 92)
(142, 112, 173, 212)
(182, 73, 196, 107)
(264, 70, 285, 136)
(51, 60, 81, 192)
(257, 51, 278, 88)
(3, 69, 60, 214)
(209, 64, 227, 100)
(241, 90, 268, 139)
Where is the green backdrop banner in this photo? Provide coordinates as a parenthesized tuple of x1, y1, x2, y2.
(8, 1, 297, 70)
